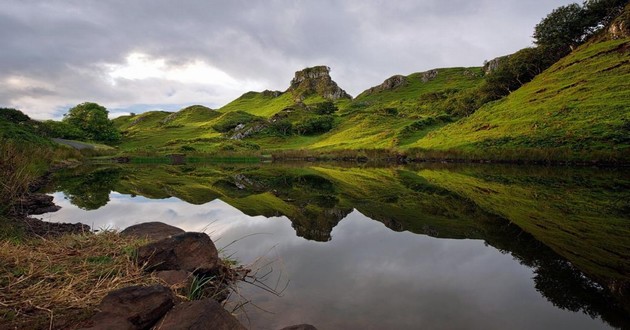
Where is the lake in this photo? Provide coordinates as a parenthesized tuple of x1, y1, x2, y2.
(37, 163, 630, 329)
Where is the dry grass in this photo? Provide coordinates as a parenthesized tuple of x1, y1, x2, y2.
(0, 230, 250, 329)
(0, 231, 159, 329)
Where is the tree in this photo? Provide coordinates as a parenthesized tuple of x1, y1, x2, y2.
(534, 3, 587, 51)
(39, 120, 85, 139)
(63, 102, 120, 143)
(314, 101, 338, 115)
(582, 0, 628, 29)
(0, 108, 30, 123)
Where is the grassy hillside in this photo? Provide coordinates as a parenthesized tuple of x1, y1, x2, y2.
(252, 67, 484, 150)
(218, 91, 295, 118)
(111, 35, 628, 162)
(113, 105, 262, 154)
(413, 38, 630, 162)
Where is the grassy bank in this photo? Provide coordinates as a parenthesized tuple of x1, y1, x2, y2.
(0, 140, 82, 216)
(0, 232, 157, 329)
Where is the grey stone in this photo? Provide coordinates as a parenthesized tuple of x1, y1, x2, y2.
(137, 232, 220, 275)
(82, 285, 174, 330)
(157, 298, 246, 330)
(120, 222, 185, 242)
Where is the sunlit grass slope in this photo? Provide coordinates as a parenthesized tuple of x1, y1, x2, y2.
(254, 67, 484, 150)
(113, 105, 260, 153)
(414, 38, 630, 161)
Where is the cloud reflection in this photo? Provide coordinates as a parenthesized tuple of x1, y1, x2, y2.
(38, 192, 608, 329)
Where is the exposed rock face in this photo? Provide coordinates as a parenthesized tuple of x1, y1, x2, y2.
(360, 75, 408, 97)
(287, 66, 351, 101)
(483, 56, 508, 75)
(158, 298, 246, 330)
(120, 222, 185, 242)
(262, 89, 283, 97)
(82, 285, 174, 330)
(420, 69, 439, 82)
(609, 11, 630, 39)
(136, 232, 220, 274)
(229, 123, 266, 140)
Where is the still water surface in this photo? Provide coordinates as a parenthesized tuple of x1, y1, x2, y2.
(39, 163, 629, 329)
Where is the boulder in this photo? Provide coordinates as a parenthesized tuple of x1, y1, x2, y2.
(120, 222, 185, 242)
(280, 325, 318, 330)
(82, 285, 174, 330)
(158, 298, 246, 330)
(155, 270, 191, 287)
(137, 232, 220, 274)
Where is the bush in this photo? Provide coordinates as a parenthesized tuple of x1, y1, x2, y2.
(39, 120, 85, 140)
(379, 108, 399, 116)
(294, 115, 334, 135)
(0, 108, 30, 123)
(267, 119, 293, 136)
(314, 101, 338, 115)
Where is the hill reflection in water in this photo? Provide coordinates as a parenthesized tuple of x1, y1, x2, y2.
(40, 163, 630, 329)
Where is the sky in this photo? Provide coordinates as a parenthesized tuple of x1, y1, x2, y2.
(1, 0, 576, 120)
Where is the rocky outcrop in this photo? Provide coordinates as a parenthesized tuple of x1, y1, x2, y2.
(81, 285, 175, 330)
(137, 232, 221, 274)
(287, 66, 351, 101)
(120, 222, 185, 242)
(420, 69, 439, 82)
(483, 56, 508, 75)
(262, 89, 283, 97)
(158, 298, 246, 330)
(359, 75, 408, 97)
(608, 8, 630, 39)
(229, 122, 266, 140)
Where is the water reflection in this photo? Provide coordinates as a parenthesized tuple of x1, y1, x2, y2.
(39, 163, 630, 329)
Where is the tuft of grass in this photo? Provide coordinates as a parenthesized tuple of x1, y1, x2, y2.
(187, 275, 215, 301)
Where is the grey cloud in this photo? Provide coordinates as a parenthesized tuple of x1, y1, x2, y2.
(1, 0, 576, 118)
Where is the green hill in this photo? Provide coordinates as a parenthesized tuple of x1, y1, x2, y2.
(413, 37, 630, 162)
(110, 5, 630, 162)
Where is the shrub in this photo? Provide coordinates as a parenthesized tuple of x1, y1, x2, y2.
(314, 101, 338, 115)
(294, 115, 334, 135)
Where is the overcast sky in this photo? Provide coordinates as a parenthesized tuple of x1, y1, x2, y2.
(1, 0, 576, 119)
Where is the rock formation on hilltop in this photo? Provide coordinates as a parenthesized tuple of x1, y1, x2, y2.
(287, 66, 351, 102)
(360, 75, 408, 96)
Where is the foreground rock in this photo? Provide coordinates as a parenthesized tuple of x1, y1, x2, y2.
(157, 298, 246, 330)
(121, 222, 185, 242)
(137, 232, 220, 274)
(154, 270, 191, 287)
(280, 324, 318, 330)
(82, 285, 174, 330)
